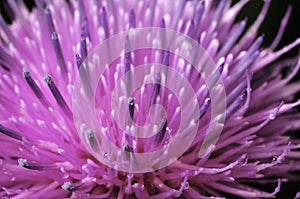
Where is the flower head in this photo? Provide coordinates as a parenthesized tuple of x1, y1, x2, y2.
(0, 0, 300, 198)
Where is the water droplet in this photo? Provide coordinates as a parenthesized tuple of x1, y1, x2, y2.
(239, 157, 248, 165)
(103, 152, 109, 159)
(184, 182, 189, 189)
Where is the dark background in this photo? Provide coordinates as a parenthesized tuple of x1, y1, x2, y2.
(234, 1, 300, 196)
(0, 0, 299, 198)
(233, 0, 300, 58)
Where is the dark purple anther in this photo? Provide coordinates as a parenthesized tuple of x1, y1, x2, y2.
(229, 51, 259, 87)
(162, 50, 170, 66)
(226, 93, 245, 119)
(45, 75, 72, 117)
(18, 158, 48, 170)
(51, 32, 67, 78)
(187, 20, 195, 38)
(80, 19, 89, 60)
(100, 7, 109, 39)
(78, 0, 86, 21)
(149, 0, 157, 26)
(150, 74, 161, 106)
(23, 70, 50, 107)
(226, 78, 247, 104)
(45, 7, 55, 37)
(193, 2, 205, 32)
(124, 143, 134, 160)
(161, 50, 170, 76)
(159, 18, 166, 49)
(208, 63, 224, 88)
(128, 97, 135, 121)
(195, 98, 211, 123)
(129, 10, 136, 29)
(75, 54, 93, 96)
(248, 35, 264, 54)
(75, 53, 83, 69)
(160, 18, 166, 29)
(162, 51, 170, 66)
(80, 38, 87, 60)
(86, 129, 100, 152)
(125, 36, 131, 73)
(213, 0, 227, 23)
(218, 19, 247, 58)
(0, 46, 14, 68)
(155, 116, 167, 143)
(218, 63, 224, 74)
(0, 124, 23, 141)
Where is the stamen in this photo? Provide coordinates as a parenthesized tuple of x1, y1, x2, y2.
(155, 116, 167, 143)
(124, 36, 132, 96)
(240, 0, 270, 48)
(174, 171, 189, 197)
(51, 32, 67, 79)
(125, 36, 132, 73)
(160, 18, 166, 29)
(255, 38, 300, 71)
(125, 173, 133, 194)
(161, 50, 170, 76)
(213, 0, 227, 24)
(225, 75, 251, 105)
(80, 19, 89, 60)
(45, 75, 72, 117)
(149, 0, 157, 26)
(257, 142, 290, 171)
(75, 53, 83, 70)
(129, 10, 136, 29)
(34, 0, 46, 9)
(207, 63, 224, 88)
(61, 181, 76, 192)
(150, 73, 161, 106)
(226, 93, 245, 119)
(44, 7, 55, 37)
(218, 62, 224, 73)
(77, 0, 86, 21)
(162, 50, 170, 66)
(75, 54, 93, 96)
(247, 35, 264, 55)
(18, 158, 48, 170)
(80, 38, 87, 62)
(128, 97, 135, 122)
(124, 143, 134, 161)
(159, 18, 166, 49)
(170, 0, 187, 29)
(209, 179, 281, 198)
(23, 70, 50, 107)
(194, 98, 211, 123)
(80, 37, 87, 60)
(238, 71, 252, 115)
(228, 50, 259, 87)
(187, 20, 195, 38)
(218, 19, 247, 58)
(0, 46, 14, 69)
(81, 18, 89, 38)
(86, 129, 100, 152)
(193, 1, 204, 37)
(100, 7, 109, 39)
(0, 124, 23, 141)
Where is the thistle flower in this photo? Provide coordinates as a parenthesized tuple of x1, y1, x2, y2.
(0, 0, 300, 198)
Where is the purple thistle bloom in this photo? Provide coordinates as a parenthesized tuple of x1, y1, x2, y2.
(0, 0, 300, 198)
